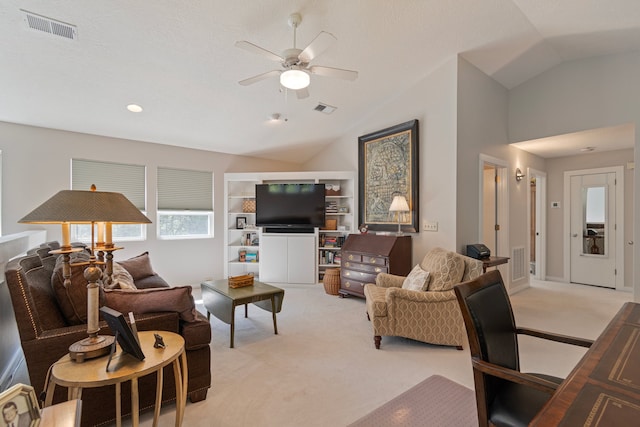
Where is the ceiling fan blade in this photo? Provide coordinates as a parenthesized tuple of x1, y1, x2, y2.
(296, 87, 310, 99)
(309, 66, 358, 81)
(298, 31, 336, 63)
(238, 70, 281, 86)
(235, 41, 284, 62)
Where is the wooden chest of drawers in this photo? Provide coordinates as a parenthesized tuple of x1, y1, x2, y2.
(339, 234, 412, 298)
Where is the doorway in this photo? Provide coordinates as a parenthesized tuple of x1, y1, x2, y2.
(564, 167, 624, 289)
(528, 168, 546, 280)
(479, 154, 509, 284)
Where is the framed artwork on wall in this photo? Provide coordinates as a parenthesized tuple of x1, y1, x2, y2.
(358, 119, 419, 233)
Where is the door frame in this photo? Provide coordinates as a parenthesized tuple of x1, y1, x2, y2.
(528, 168, 546, 280)
(563, 166, 624, 289)
(479, 154, 509, 285)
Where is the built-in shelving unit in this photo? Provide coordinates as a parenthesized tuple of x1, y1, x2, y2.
(224, 172, 356, 283)
(225, 176, 261, 279)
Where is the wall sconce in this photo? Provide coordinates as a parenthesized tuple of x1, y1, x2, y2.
(515, 168, 525, 182)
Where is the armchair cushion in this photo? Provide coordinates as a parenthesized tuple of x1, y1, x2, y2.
(421, 248, 465, 291)
(402, 265, 430, 291)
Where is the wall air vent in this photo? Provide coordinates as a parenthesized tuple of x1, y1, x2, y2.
(313, 103, 337, 114)
(21, 10, 77, 40)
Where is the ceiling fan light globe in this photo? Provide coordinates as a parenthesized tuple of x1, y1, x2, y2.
(280, 69, 310, 90)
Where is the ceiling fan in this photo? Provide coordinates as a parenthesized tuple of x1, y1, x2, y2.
(235, 13, 358, 99)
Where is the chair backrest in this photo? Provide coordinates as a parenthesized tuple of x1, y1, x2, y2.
(454, 270, 520, 421)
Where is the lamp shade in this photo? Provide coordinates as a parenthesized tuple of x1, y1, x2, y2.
(389, 195, 410, 212)
(19, 190, 152, 224)
(280, 68, 310, 90)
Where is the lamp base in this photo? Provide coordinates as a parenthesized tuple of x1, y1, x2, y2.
(69, 334, 115, 362)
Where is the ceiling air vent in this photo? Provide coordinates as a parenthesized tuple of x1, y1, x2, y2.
(313, 103, 337, 115)
(21, 10, 77, 40)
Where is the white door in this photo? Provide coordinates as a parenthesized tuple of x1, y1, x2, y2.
(569, 172, 617, 288)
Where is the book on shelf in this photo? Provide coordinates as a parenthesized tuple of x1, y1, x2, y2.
(325, 201, 338, 213)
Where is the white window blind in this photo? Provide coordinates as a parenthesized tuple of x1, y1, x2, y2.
(71, 159, 146, 210)
(157, 167, 213, 211)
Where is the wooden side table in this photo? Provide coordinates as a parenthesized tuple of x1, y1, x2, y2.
(44, 330, 187, 427)
(481, 256, 509, 273)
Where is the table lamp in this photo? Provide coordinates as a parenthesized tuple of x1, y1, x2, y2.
(389, 195, 409, 235)
(19, 186, 151, 361)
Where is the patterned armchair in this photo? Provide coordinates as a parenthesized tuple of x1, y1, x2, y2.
(364, 247, 483, 349)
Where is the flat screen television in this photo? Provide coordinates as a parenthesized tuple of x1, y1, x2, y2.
(256, 183, 325, 230)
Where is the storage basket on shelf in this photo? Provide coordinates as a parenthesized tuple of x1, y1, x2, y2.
(323, 268, 341, 295)
(242, 199, 256, 213)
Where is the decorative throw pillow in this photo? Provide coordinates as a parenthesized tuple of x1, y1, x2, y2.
(103, 286, 198, 322)
(51, 251, 105, 325)
(402, 265, 431, 291)
(117, 252, 155, 281)
(422, 248, 466, 291)
(102, 262, 137, 290)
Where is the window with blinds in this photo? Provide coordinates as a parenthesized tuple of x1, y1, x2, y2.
(157, 167, 214, 239)
(71, 159, 147, 242)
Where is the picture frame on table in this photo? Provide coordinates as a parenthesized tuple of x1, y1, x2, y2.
(0, 383, 41, 427)
(358, 119, 419, 233)
(100, 306, 145, 361)
(236, 216, 247, 229)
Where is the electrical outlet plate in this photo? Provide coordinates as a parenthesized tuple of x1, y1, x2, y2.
(423, 220, 438, 232)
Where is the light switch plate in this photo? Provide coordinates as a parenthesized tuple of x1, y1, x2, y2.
(423, 220, 438, 232)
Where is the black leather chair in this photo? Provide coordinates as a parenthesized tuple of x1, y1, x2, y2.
(453, 270, 593, 427)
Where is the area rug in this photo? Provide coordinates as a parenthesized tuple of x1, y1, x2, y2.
(347, 375, 478, 427)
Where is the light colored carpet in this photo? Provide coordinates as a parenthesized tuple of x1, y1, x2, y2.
(139, 278, 631, 427)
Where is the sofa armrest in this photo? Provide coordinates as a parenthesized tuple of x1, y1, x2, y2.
(375, 273, 405, 288)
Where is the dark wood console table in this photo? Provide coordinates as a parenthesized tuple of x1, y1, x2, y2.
(530, 302, 640, 426)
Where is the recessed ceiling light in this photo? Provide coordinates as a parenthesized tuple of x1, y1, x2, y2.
(126, 104, 143, 113)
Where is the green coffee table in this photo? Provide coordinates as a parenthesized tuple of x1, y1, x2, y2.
(201, 279, 284, 348)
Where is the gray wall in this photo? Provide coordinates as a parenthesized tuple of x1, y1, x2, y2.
(0, 121, 298, 285)
(509, 52, 639, 299)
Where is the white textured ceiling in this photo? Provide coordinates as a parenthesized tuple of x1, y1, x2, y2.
(1, 1, 639, 163)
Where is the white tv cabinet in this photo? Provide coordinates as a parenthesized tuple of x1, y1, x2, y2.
(224, 171, 356, 284)
(260, 232, 316, 284)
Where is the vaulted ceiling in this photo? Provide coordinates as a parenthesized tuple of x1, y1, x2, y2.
(1, 1, 639, 163)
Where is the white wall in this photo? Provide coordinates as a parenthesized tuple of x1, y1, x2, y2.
(304, 58, 460, 265)
(509, 52, 640, 299)
(0, 121, 298, 285)
(456, 57, 546, 290)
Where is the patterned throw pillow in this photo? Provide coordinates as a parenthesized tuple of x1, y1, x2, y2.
(402, 264, 431, 291)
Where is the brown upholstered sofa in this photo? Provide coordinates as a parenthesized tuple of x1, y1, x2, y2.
(4, 241, 211, 426)
(364, 247, 483, 350)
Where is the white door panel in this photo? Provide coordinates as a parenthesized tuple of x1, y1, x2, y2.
(569, 173, 616, 288)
